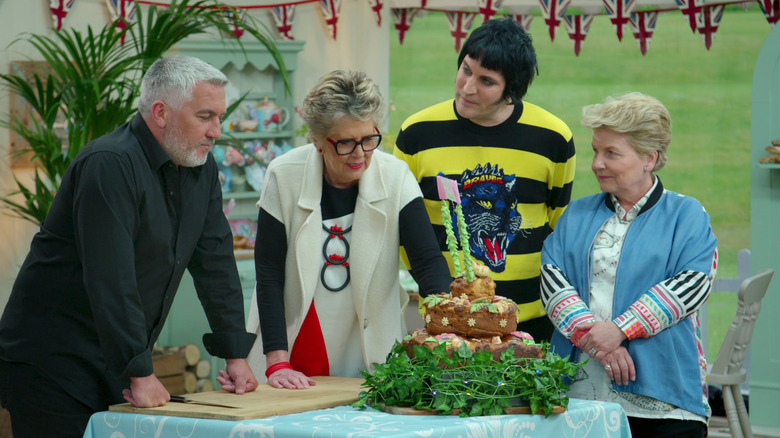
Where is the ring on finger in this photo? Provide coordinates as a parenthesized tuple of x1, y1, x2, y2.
(589, 348, 598, 355)
(604, 364, 612, 371)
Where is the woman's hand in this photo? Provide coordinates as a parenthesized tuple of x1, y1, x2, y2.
(267, 368, 317, 389)
(578, 320, 627, 359)
(601, 346, 636, 385)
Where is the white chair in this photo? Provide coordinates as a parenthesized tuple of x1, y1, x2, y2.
(708, 268, 774, 438)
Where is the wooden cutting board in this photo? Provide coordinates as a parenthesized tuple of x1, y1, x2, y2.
(109, 376, 364, 421)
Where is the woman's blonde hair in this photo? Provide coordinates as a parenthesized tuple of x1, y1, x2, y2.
(302, 70, 385, 138)
(582, 92, 671, 171)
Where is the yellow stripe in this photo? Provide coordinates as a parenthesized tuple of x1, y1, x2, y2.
(414, 147, 565, 185)
(400, 100, 455, 130)
(516, 299, 547, 322)
(519, 102, 573, 141)
(436, 251, 541, 281)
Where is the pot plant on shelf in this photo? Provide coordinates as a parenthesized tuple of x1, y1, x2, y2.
(0, 0, 288, 225)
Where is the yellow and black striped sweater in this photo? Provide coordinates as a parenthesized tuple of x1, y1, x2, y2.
(394, 99, 575, 341)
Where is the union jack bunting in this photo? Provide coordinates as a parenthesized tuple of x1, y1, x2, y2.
(477, 0, 504, 22)
(696, 4, 724, 50)
(563, 14, 594, 56)
(271, 5, 297, 40)
(320, 0, 342, 40)
(675, 0, 703, 33)
(50, 0, 75, 31)
(757, 0, 780, 26)
(368, 0, 383, 26)
(223, 8, 247, 39)
(512, 14, 534, 32)
(629, 10, 658, 55)
(537, 0, 572, 41)
(391, 8, 417, 44)
(445, 11, 477, 52)
(105, 0, 136, 44)
(602, 0, 636, 41)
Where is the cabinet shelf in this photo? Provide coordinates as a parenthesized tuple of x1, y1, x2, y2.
(222, 130, 295, 140)
(757, 163, 780, 169)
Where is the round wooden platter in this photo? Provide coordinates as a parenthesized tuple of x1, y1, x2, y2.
(377, 403, 566, 416)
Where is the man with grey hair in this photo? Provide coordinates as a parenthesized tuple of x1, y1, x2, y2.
(0, 55, 258, 437)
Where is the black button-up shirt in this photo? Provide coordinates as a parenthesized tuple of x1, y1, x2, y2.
(0, 113, 254, 410)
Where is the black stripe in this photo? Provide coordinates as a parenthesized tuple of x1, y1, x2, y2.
(494, 277, 541, 305)
(399, 121, 574, 163)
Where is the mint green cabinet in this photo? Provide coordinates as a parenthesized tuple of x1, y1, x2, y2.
(749, 23, 780, 431)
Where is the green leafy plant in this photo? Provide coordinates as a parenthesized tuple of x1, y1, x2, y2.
(352, 340, 583, 417)
(1, 0, 287, 224)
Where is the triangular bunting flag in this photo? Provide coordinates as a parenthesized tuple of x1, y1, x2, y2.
(537, 0, 572, 41)
(629, 10, 658, 55)
(271, 5, 297, 40)
(391, 8, 417, 44)
(477, 0, 504, 22)
(513, 14, 534, 32)
(50, 0, 76, 31)
(675, 0, 703, 33)
(757, 0, 780, 26)
(320, 0, 342, 40)
(368, 0, 383, 26)
(445, 11, 477, 52)
(563, 14, 594, 56)
(696, 4, 724, 50)
(223, 8, 247, 39)
(105, 0, 136, 44)
(602, 0, 636, 41)
(420, 0, 427, 8)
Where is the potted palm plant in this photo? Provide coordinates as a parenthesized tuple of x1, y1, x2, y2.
(0, 0, 287, 224)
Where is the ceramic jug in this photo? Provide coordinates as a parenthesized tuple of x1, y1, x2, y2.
(257, 96, 290, 132)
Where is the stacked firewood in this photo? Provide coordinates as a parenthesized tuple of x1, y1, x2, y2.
(152, 344, 214, 394)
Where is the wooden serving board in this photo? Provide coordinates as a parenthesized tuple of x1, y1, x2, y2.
(109, 376, 364, 421)
(378, 403, 566, 416)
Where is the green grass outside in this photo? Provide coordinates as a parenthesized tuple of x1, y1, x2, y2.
(388, 7, 770, 359)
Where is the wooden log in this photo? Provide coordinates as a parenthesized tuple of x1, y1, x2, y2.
(159, 374, 186, 395)
(196, 378, 214, 392)
(158, 372, 197, 395)
(188, 359, 212, 379)
(154, 343, 201, 366)
(183, 371, 197, 394)
(152, 351, 187, 378)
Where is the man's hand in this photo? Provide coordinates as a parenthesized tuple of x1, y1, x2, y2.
(123, 374, 170, 407)
(216, 358, 259, 394)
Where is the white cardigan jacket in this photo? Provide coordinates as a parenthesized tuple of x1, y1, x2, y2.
(246, 144, 423, 379)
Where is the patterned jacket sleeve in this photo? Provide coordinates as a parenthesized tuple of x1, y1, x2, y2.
(540, 263, 596, 346)
(613, 260, 716, 340)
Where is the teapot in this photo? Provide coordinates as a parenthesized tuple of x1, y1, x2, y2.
(257, 96, 290, 132)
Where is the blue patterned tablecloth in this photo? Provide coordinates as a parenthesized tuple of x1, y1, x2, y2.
(84, 398, 631, 438)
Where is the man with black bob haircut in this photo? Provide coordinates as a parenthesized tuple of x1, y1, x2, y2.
(394, 18, 576, 341)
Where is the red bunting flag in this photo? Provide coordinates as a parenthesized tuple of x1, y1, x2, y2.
(675, 0, 703, 32)
(445, 11, 477, 52)
(320, 0, 342, 40)
(537, 0, 572, 41)
(696, 4, 724, 50)
(391, 8, 417, 44)
(368, 0, 383, 26)
(105, 0, 137, 44)
(223, 8, 246, 38)
(512, 14, 534, 32)
(602, 0, 637, 41)
(757, 0, 780, 26)
(271, 5, 297, 39)
(563, 14, 594, 56)
(630, 10, 659, 55)
(477, 0, 504, 22)
(50, 0, 76, 31)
